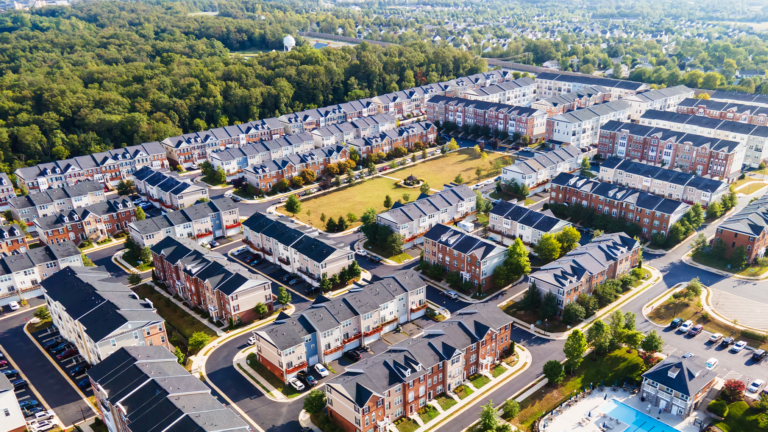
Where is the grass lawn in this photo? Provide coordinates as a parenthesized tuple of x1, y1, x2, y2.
(364, 240, 413, 263)
(419, 405, 440, 424)
(29, 317, 53, 333)
(237, 363, 271, 395)
(714, 401, 768, 432)
(233, 189, 257, 200)
(735, 182, 768, 195)
(524, 198, 535, 206)
(436, 394, 457, 411)
(632, 268, 653, 287)
(201, 175, 226, 186)
(502, 302, 570, 333)
(470, 374, 491, 388)
(246, 353, 300, 398)
(691, 251, 768, 277)
(477, 213, 489, 226)
(88, 419, 109, 432)
(491, 363, 508, 378)
(510, 349, 644, 431)
(489, 190, 516, 201)
(396, 418, 421, 432)
(454, 384, 474, 400)
(132, 284, 216, 344)
(122, 249, 154, 271)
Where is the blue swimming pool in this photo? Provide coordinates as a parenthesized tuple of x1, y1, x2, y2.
(599, 400, 680, 432)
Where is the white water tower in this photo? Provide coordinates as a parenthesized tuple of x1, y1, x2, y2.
(283, 35, 296, 52)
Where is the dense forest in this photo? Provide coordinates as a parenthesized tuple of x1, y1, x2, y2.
(0, 0, 484, 175)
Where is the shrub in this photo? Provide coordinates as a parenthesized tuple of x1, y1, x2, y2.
(707, 399, 729, 417)
(741, 329, 768, 342)
(723, 379, 746, 403)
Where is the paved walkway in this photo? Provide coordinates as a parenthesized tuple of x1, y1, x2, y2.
(140, 282, 225, 336)
(233, 346, 286, 401)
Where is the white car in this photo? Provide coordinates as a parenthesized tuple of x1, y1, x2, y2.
(682, 352, 695, 359)
(356, 250, 368, 257)
(749, 379, 766, 394)
(678, 320, 693, 333)
(32, 411, 55, 422)
(443, 291, 459, 300)
(314, 364, 329, 377)
(732, 341, 748, 352)
(706, 358, 718, 369)
(247, 336, 255, 346)
(8, 301, 19, 311)
(30, 421, 55, 432)
(288, 378, 305, 391)
(709, 333, 723, 343)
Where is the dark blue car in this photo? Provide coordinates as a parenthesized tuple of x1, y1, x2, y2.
(77, 378, 91, 390)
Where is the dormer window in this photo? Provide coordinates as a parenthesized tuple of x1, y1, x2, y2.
(668, 366, 680, 379)
(63, 216, 69, 222)
(2, 233, 6, 239)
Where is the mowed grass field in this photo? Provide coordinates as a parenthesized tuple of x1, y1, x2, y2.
(388, 149, 511, 187)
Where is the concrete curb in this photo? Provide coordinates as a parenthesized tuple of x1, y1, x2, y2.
(682, 252, 768, 280)
(78, 237, 127, 254)
(112, 249, 153, 274)
(232, 347, 289, 402)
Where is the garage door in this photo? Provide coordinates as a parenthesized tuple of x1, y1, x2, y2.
(344, 339, 360, 350)
(383, 323, 397, 333)
(308, 355, 318, 366)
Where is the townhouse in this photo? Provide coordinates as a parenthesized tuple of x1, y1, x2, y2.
(88, 346, 249, 432)
(35, 197, 138, 245)
(242, 146, 349, 190)
(209, 133, 317, 180)
(528, 233, 640, 315)
(376, 184, 476, 246)
(535, 72, 650, 100)
(501, 146, 583, 190)
(128, 197, 240, 247)
(15, 142, 167, 192)
(131, 167, 207, 210)
(9, 180, 106, 223)
(151, 236, 273, 324)
(460, 77, 537, 106)
(372, 88, 434, 118)
(312, 114, 398, 147)
(242, 212, 354, 286)
(0, 173, 16, 211)
(712, 195, 768, 262)
(488, 201, 571, 246)
(325, 302, 513, 431)
(422, 224, 507, 291)
(440, 70, 515, 98)
(598, 157, 729, 207)
(531, 85, 612, 117)
(43, 266, 169, 365)
(280, 101, 379, 134)
(544, 100, 633, 147)
(0, 224, 27, 255)
(638, 110, 763, 168)
(426, 96, 547, 137)
(641, 356, 718, 418)
(252, 269, 428, 381)
(0, 374, 25, 432)
(676, 97, 768, 125)
(349, 122, 439, 158)
(0, 241, 82, 307)
(597, 121, 745, 179)
(550, 172, 691, 238)
(706, 90, 768, 108)
(623, 85, 694, 120)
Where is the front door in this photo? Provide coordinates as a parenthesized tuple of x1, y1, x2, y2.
(660, 400, 667, 411)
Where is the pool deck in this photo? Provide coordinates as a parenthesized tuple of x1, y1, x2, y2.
(541, 389, 708, 432)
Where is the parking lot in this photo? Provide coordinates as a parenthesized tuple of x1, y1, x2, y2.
(31, 327, 94, 399)
(0, 350, 42, 422)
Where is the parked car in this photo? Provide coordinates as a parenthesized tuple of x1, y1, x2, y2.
(347, 350, 362, 362)
(721, 336, 735, 347)
(753, 350, 768, 361)
(304, 286, 319, 295)
(57, 349, 78, 360)
(209, 240, 219, 248)
(247, 336, 255, 346)
(77, 378, 91, 389)
(749, 379, 766, 394)
(678, 320, 693, 333)
(69, 364, 91, 377)
(19, 400, 38, 410)
(288, 278, 299, 285)
(288, 378, 305, 391)
(732, 341, 748, 352)
(30, 420, 55, 432)
(443, 291, 459, 300)
(709, 333, 723, 343)
(1, 369, 19, 378)
(379, 167, 390, 172)
(282, 274, 292, 282)
(706, 358, 718, 369)
(24, 407, 46, 418)
(51, 343, 72, 354)
(297, 370, 317, 387)
(0, 359, 7, 367)
(32, 410, 54, 422)
(12, 379, 28, 390)
(8, 301, 19, 311)
(682, 352, 695, 359)
(356, 250, 368, 257)
(688, 325, 703, 336)
(314, 364, 329, 377)
(191, 164, 199, 170)
(670, 318, 683, 328)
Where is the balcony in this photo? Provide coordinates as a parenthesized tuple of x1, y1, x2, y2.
(381, 317, 398, 327)
(297, 268, 319, 281)
(285, 361, 308, 375)
(343, 333, 362, 345)
(226, 222, 241, 230)
(147, 195, 159, 203)
(324, 345, 343, 356)
(207, 303, 218, 313)
(277, 256, 291, 266)
(411, 303, 427, 313)
(364, 326, 383, 337)
(160, 201, 174, 209)
(196, 231, 213, 239)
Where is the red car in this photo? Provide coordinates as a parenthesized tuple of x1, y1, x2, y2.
(0, 360, 7, 367)
(379, 167, 389, 172)
(56, 349, 77, 360)
(688, 325, 703, 336)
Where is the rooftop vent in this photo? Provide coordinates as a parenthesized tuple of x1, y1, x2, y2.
(668, 366, 681, 379)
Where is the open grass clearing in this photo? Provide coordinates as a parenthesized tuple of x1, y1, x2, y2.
(132, 284, 216, 344)
(691, 251, 768, 277)
(735, 182, 768, 195)
(122, 249, 154, 271)
(386, 148, 510, 191)
(436, 394, 457, 411)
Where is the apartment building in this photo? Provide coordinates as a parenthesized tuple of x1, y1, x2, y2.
(128, 197, 240, 247)
(676, 98, 768, 125)
(488, 201, 571, 246)
(0, 241, 82, 307)
(597, 121, 745, 179)
(641, 356, 718, 418)
(531, 85, 612, 117)
(377, 184, 477, 246)
(325, 302, 513, 431)
(426, 96, 547, 137)
(638, 110, 762, 168)
(501, 146, 583, 190)
(0, 374, 25, 432)
(151, 236, 273, 324)
(253, 269, 427, 381)
(422, 224, 506, 291)
(242, 212, 354, 286)
(242, 146, 349, 190)
(598, 157, 729, 206)
(88, 346, 249, 432)
(544, 100, 632, 147)
(528, 233, 640, 315)
(132, 167, 207, 210)
(706, 90, 768, 108)
(461, 77, 537, 106)
(15, 143, 168, 192)
(35, 197, 138, 245)
(43, 266, 169, 365)
(372, 88, 435, 118)
(623, 86, 694, 120)
(0, 224, 27, 255)
(0, 173, 16, 212)
(9, 180, 106, 223)
(535, 73, 650, 100)
(209, 133, 317, 180)
(550, 172, 691, 238)
(712, 195, 768, 262)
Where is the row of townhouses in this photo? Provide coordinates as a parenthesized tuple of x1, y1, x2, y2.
(242, 212, 354, 286)
(713, 194, 768, 263)
(500, 146, 584, 190)
(0, 240, 82, 306)
(253, 269, 427, 382)
(347, 122, 438, 159)
(676, 97, 768, 126)
(422, 224, 507, 290)
(426, 96, 548, 137)
(531, 85, 612, 117)
(0, 374, 25, 432)
(535, 72, 650, 100)
(544, 100, 633, 147)
(325, 303, 514, 432)
(487, 201, 571, 246)
(598, 157, 729, 207)
(707, 90, 768, 108)
(550, 172, 691, 239)
(0, 173, 16, 211)
(88, 346, 249, 432)
(623, 86, 695, 120)
(311, 114, 397, 147)
(44, 266, 169, 365)
(128, 197, 241, 247)
(9, 180, 106, 223)
(597, 120, 745, 179)
(461, 77, 537, 105)
(151, 236, 273, 324)
(528, 233, 641, 315)
(35, 196, 138, 245)
(219, 145, 348, 187)
(132, 167, 208, 210)
(208, 132, 316, 178)
(376, 184, 477, 247)
(0, 224, 27, 256)
(639, 110, 764, 168)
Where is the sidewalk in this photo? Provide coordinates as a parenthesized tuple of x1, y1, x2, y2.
(233, 346, 288, 402)
(79, 237, 127, 254)
(112, 249, 152, 274)
(682, 252, 768, 280)
(140, 282, 225, 337)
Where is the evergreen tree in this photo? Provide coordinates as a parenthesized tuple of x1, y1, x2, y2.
(325, 217, 337, 232)
(277, 286, 292, 305)
(522, 282, 541, 311)
(384, 195, 393, 208)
